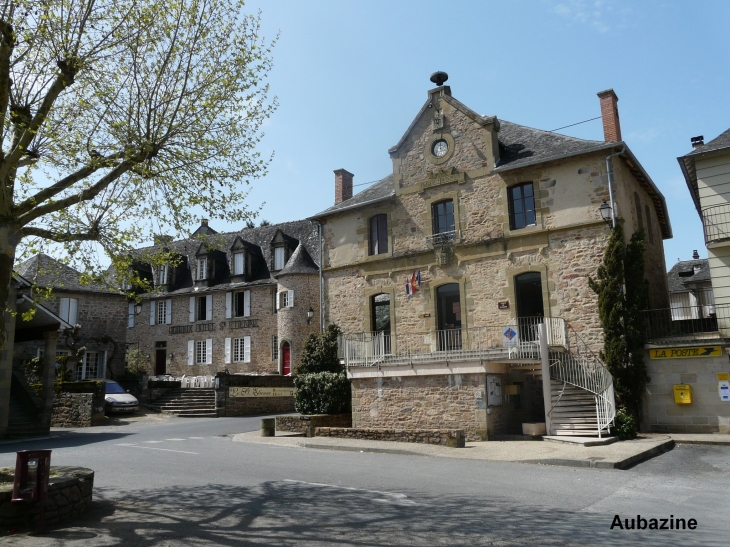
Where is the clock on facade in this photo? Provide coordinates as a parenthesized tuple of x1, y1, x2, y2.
(432, 139, 449, 158)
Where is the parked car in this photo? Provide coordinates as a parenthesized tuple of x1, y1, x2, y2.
(104, 380, 139, 414)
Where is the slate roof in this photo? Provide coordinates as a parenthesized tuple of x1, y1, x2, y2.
(276, 243, 319, 276)
(678, 128, 730, 215)
(16, 254, 120, 294)
(132, 218, 319, 295)
(667, 259, 711, 293)
(310, 174, 395, 219)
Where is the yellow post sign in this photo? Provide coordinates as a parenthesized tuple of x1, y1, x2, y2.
(649, 346, 722, 359)
(229, 387, 295, 398)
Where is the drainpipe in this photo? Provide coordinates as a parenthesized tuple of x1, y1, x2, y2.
(312, 220, 324, 333)
(605, 146, 626, 228)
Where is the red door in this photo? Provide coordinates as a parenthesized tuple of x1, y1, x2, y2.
(282, 342, 291, 376)
(155, 342, 167, 375)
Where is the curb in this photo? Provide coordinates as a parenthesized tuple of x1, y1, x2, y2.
(672, 439, 730, 446)
(299, 442, 424, 457)
(0, 435, 61, 446)
(526, 438, 676, 469)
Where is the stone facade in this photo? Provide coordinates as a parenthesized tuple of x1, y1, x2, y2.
(51, 392, 93, 428)
(276, 273, 320, 374)
(642, 352, 730, 433)
(315, 427, 465, 447)
(276, 413, 352, 435)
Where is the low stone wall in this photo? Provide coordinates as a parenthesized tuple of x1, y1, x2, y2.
(216, 373, 295, 417)
(276, 413, 352, 436)
(0, 466, 94, 529)
(315, 427, 466, 447)
(59, 381, 105, 425)
(51, 393, 93, 428)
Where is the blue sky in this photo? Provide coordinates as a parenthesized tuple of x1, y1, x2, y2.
(238, 0, 730, 269)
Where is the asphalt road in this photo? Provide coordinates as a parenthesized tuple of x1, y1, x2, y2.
(1, 414, 728, 546)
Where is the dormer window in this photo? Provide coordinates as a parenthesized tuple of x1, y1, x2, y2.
(233, 252, 245, 276)
(274, 246, 286, 270)
(121, 279, 132, 291)
(158, 264, 169, 285)
(197, 257, 208, 280)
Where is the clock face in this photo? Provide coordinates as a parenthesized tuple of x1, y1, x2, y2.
(432, 139, 449, 158)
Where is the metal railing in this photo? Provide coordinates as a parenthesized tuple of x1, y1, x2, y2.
(342, 316, 566, 368)
(701, 203, 730, 245)
(425, 230, 461, 246)
(643, 303, 730, 340)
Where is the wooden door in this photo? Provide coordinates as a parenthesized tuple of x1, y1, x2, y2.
(282, 342, 291, 376)
(155, 341, 167, 375)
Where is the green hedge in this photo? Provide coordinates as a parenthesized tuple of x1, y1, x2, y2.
(294, 372, 350, 415)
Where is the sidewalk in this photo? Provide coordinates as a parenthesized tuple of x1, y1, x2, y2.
(232, 431, 686, 469)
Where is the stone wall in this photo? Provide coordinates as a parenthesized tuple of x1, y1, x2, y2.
(642, 351, 730, 433)
(315, 427, 465, 447)
(216, 373, 295, 417)
(51, 393, 92, 428)
(351, 374, 489, 441)
(276, 413, 352, 435)
(0, 466, 94, 529)
(276, 273, 320, 373)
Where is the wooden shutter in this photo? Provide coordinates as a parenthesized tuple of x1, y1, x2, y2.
(224, 337, 231, 364)
(244, 336, 251, 363)
(188, 340, 194, 365)
(244, 290, 251, 317)
(166, 299, 172, 324)
(225, 292, 232, 319)
(276, 291, 280, 310)
(60, 298, 70, 322)
(69, 298, 79, 325)
(205, 339, 213, 365)
(150, 300, 156, 325)
(189, 297, 195, 322)
(206, 295, 213, 321)
(128, 303, 135, 328)
(288, 289, 294, 308)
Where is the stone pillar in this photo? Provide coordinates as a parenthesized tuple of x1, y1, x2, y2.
(40, 330, 59, 430)
(539, 323, 552, 436)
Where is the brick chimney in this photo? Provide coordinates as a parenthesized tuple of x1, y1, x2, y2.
(334, 169, 354, 204)
(597, 89, 622, 142)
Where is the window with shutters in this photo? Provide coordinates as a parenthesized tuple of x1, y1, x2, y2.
(508, 182, 536, 230)
(233, 252, 245, 275)
(156, 300, 167, 324)
(196, 296, 207, 321)
(234, 291, 249, 317)
(272, 335, 278, 361)
(59, 297, 79, 325)
(369, 214, 388, 255)
(197, 257, 208, 280)
(232, 338, 246, 362)
(195, 340, 207, 364)
(273, 246, 286, 270)
(279, 290, 293, 308)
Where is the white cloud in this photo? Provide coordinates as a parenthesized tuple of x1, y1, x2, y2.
(549, 0, 622, 34)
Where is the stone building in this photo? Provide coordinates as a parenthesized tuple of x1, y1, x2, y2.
(311, 77, 671, 439)
(124, 219, 320, 377)
(14, 254, 128, 380)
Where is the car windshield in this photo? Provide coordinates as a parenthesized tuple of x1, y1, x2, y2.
(105, 382, 126, 394)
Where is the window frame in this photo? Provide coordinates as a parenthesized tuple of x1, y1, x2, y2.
(59, 297, 79, 325)
(233, 290, 250, 318)
(232, 337, 248, 363)
(369, 214, 389, 256)
(507, 182, 537, 231)
(197, 296, 207, 321)
(195, 340, 207, 365)
(431, 199, 455, 235)
(272, 335, 279, 361)
(156, 300, 167, 325)
(273, 245, 286, 270)
(197, 257, 208, 280)
(233, 251, 245, 276)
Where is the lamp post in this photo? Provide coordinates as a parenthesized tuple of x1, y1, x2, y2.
(599, 201, 613, 226)
(307, 307, 314, 325)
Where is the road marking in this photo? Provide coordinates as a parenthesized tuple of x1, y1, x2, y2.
(283, 479, 417, 505)
(143, 440, 163, 444)
(166, 438, 186, 441)
(188, 436, 206, 439)
(115, 444, 198, 455)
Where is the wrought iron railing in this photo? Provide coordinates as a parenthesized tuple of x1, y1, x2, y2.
(643, 303, 730, 340)
(342, 316, 566, 368)
(425, 230, 461, 246)
(701, 203, 730, 245)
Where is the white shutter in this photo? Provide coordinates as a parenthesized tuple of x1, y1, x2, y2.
(244, 290, 251, 317)
(288, 289, 294, 308)
(166, 299, 172, 324)
(150, 300, 156, 325)
(206, 295, 213, 321)
(225, 292, 232, 319)
(128, 303, 135, 328)
(224, 337, 231, 364)
(276, 291, 280, 310)
(187, 340, 194, 365)
(244, 336, 251, 363)
(69, 298, 79, 325)
(59, 298, 70, 322)
(189, 297, 195, 322)
(206, 339, 213, 365)
(101, 351, 108, 379)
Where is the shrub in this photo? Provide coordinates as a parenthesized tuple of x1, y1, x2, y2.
(614, 406, 638, 440)
(295, 324, 342, 375)
(294, 372, 350, 415)
(125, 347, 148, 377)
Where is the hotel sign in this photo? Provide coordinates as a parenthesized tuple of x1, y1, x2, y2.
(649, 346, 722, 359)
(229, 387, 294, 398)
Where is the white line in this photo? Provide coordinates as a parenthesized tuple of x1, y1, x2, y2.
(188, 436, 206, 439)
(283, 479, 417, 505)
(115, 444, 198, 455)
(143, 440, 163, 444)
(165, 438, 186, 441)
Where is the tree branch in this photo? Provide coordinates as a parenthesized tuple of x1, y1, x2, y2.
(20, 226, 100, 243)
(0, 18, 16, 145)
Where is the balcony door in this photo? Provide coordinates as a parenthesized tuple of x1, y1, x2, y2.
(371, 293, 391, 355)
(436, 284, 462, 350)
(514, 272, 544, 341)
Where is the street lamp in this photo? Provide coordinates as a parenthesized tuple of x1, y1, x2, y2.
(599, 201, 613, 226)
(307, 307, 314, 325)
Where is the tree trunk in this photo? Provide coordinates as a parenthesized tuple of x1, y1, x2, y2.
(0, 221, 21, 353)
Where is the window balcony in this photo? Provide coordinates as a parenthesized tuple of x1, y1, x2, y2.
(642, 303, 730, 342)
(425, 230, 461, 247)
(701, 204, 730, 246)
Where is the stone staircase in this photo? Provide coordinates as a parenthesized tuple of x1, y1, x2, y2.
(6, 394, 46, 439)
(148, 388, 217, 417)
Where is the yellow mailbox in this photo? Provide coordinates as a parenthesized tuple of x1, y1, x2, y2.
(673, 384, 692, 404)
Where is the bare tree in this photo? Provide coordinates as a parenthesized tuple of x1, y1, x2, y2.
(0, 0, 277, 348)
